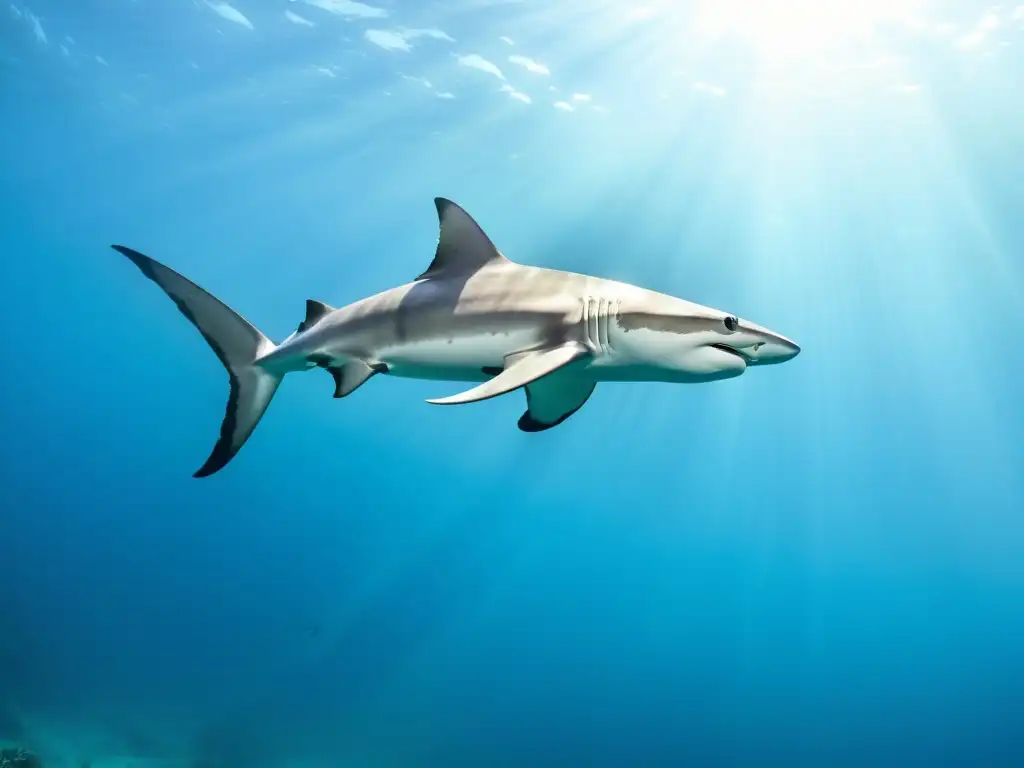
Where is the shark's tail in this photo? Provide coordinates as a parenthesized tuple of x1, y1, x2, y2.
(112, 245, 282, 478)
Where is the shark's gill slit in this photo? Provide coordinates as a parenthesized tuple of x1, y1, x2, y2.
(580, 296, 592, 351)
(598, 298, 611, 354)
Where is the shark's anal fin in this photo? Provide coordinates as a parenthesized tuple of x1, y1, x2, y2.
(426, 342, 590, 406)
(416, 198, 511, 282)
(518, 373, 597, 432)
(325, 360, 382, 398)
(296, 299, 335, 334)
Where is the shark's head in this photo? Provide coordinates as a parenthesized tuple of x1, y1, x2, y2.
(611, 294, 800, 383)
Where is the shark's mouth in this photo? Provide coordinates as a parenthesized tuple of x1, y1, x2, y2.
(710, 343, 748, 362)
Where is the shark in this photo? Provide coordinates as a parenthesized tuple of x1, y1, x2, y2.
(111, 197, 800, 478)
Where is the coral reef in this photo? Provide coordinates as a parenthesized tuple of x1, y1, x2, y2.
(0, 747, 42, 768)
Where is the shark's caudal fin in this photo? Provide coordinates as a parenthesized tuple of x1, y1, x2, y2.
(112, 245, 282, 478)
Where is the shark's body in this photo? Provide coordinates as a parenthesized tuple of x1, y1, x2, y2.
(112, 198, 800, 477)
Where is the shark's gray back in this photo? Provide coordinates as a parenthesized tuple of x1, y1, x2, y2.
(312, 262, 592, 360)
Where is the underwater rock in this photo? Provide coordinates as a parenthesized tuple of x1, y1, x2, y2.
(0, 747, 43, 768)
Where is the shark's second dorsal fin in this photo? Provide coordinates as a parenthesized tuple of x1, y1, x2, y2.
(416, 198, 511, 282)
(296, 299, 334, 334)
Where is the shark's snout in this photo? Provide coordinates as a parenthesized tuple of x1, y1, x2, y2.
(738, 332, 800, 366)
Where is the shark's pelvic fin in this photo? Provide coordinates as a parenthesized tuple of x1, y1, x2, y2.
(426, 342, 590, 406)
(518, 373, 597, 432)
(328, 360, 380, 398)
(296, 299, 335, 334)
(111, 245, 282, 478)
(416, 198, 511, 282)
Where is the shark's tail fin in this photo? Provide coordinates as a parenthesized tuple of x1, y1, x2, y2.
(112, 245, 282, 478)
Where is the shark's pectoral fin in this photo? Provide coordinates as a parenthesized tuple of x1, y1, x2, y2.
(327, 360, 382, 398)
(426, 342, 590, 406)
(518, 373, 596, 432)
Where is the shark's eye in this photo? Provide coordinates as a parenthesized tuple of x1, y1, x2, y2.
(724, 315, 739, 332)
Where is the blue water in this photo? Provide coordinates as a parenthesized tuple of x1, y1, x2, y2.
(2, 1, 1023, 766)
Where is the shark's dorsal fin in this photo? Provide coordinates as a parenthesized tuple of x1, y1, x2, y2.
(416, 198, 511, 281)
(296, 299, 335, 334)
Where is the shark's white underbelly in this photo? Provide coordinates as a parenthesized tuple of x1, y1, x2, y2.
(379, 327, 542, 380)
